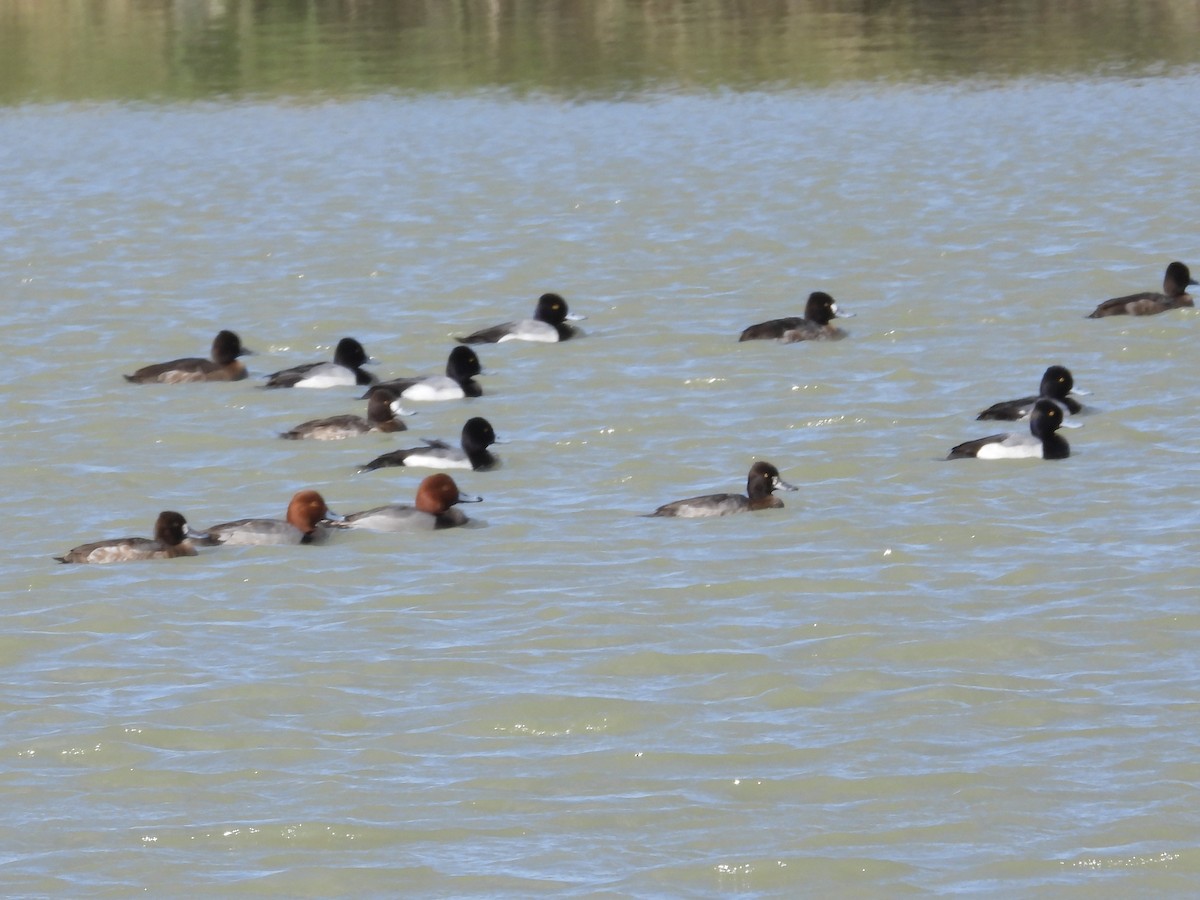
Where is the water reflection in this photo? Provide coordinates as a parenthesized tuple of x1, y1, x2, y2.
(1, 0, 1198, 102)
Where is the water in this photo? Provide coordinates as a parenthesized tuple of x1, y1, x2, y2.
(3, 3, 1200, 897)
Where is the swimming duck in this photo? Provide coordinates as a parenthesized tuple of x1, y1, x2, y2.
(264, 337, 376, 388)
(280, 389, 412, 440)
(335, 474, 482, 532)
(1086, 261, 1196, 318)
(456, 293, 584, 343)
(976, 365, 1085, 421)
(359, 417, 499, 472)
(124, 330, 252, 383)
(948, 399, 1075, 460)
(55, 511, 206, 564)
(364, 346, 483, 401)
(200, 490, 341, 545)
(738, 292, 852, 342)
(646, 461, 798, 517)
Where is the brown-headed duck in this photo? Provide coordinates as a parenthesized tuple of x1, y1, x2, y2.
(334, 474, 483, 532)
(124, 330, 251, 383)
(55, 511, 206, 563)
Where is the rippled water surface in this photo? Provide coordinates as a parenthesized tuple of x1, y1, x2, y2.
(3, 4, 1200, 897)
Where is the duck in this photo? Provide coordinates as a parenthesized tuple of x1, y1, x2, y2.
(645, 461, 798, 517)
(124, 330, 252, 383)
(280, 389, 412, 440)
(363, 346, 483, 401)
(948, 399, 1076, 460)
(976, 365, 1085, 421)
(1086, 261, 1196, 318)
(199, 490, 341, 545)
(738, 292, 852, 342)
(359, 417, 499, 472)
(334, 474, 482, 532)
(55, 511, 206, 564)
(263, 337, 376, 388)
(456, 293, 584, 343)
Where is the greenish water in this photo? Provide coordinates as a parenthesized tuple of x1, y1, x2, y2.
(2, 0, 1200, 102)
(3, 2, 1200, 898)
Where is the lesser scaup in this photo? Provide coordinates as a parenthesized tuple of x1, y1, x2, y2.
(976, 365, 1085, 421)
(738, 292, 852, 342)
(1087, 261, 1196, 318)
(363, 346, 483, 401)
(359, 417, 499, 472)
(334, 474, 483, 532)
(948, 399, 1076, 460)
(124, 330, 252, 383)
(456, 293, 584, 344)
(55, 511, 206, 564)
(264, 337, 377, 388)
(200, 490, 341, 545)
(646, 461, 798, 518)
(280, 390, 412, 440)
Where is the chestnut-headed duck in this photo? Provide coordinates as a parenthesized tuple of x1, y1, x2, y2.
(336, 474, 483, 532)
(200, 490, 341, 545)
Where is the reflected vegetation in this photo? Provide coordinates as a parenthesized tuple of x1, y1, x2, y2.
(2, 0, 1199, 102)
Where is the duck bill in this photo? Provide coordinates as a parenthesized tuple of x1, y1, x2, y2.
(832, 305, 856, 318)
(457, 493, 484, 504)
(1059, 420, 1084, 429)
(321, 509, 346, 524)
(774, 477, 799, 492)
(185, 525, 211, 540)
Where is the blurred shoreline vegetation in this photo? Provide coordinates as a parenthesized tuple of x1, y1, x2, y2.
(2, 0, 1199, 103)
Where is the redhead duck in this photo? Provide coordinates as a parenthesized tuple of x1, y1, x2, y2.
(336, 474, 482, 532)
(200, 490, 341, 545)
